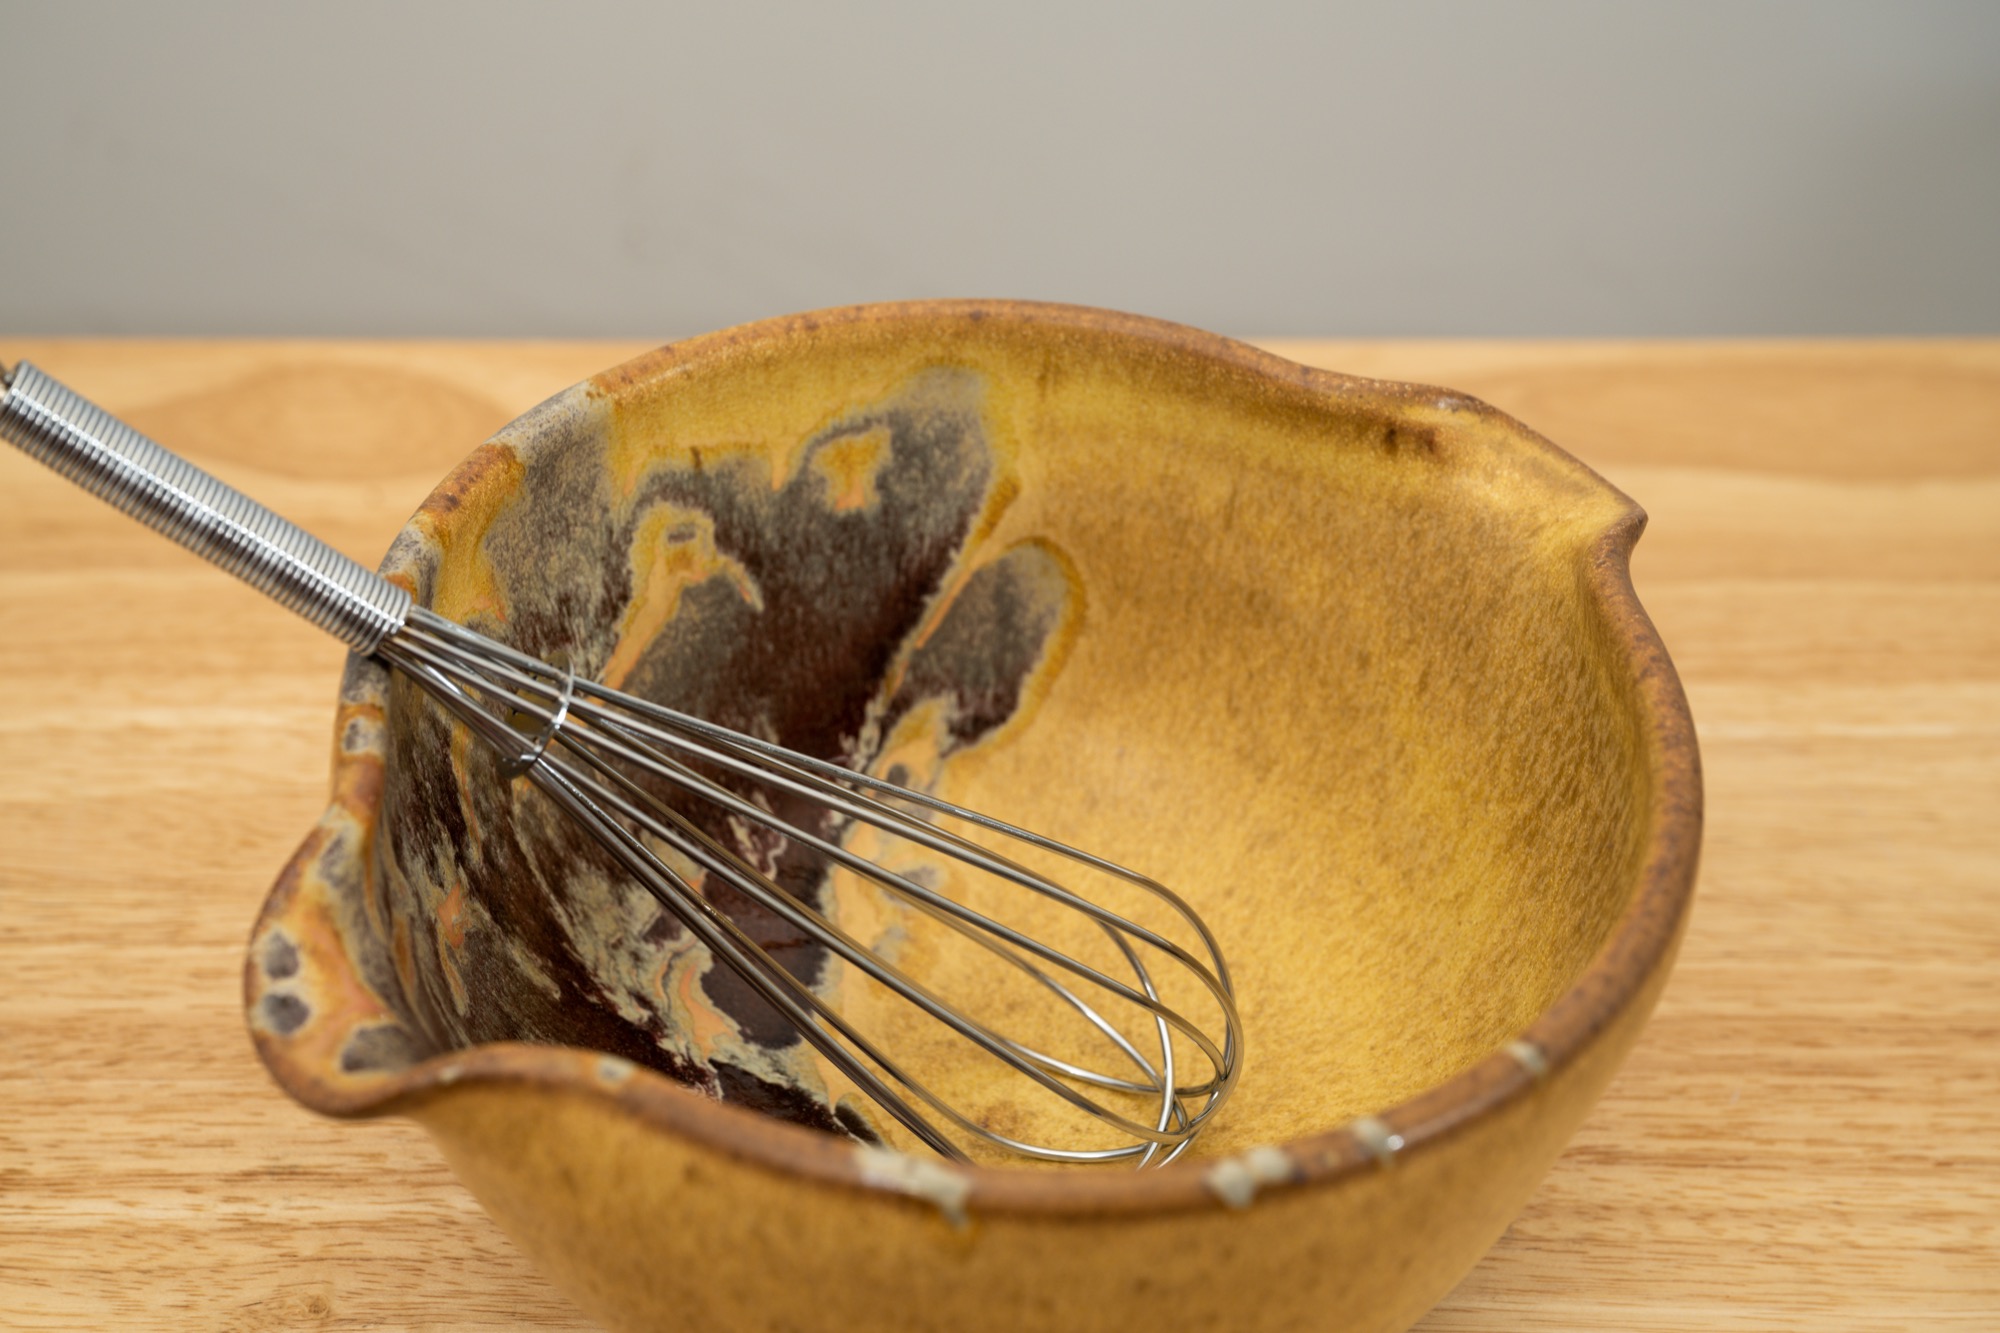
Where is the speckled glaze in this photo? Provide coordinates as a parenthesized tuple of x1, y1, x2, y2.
(245, 302, 1700, 1333)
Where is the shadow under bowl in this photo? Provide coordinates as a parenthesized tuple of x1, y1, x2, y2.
(244, 301, 1699, 1333)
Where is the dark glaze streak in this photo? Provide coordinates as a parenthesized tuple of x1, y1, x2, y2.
(1380, 421, 1441, 458)
(382, 672, 722, 1089)
(262, 932, 300, 981)
(712, 1060, 868, 1141)
(338, 1022, 426, 1074)
(261, 993, 310, 1036)
(607, 367, 1008, 1049)
(372, 366, 1075, 1140)
(886, 543, 1074, 751)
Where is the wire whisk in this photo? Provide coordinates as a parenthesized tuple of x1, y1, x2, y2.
(0, 360, 1242, 1166)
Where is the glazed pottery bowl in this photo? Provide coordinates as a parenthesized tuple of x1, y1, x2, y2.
(245, 302, 1700, 1333)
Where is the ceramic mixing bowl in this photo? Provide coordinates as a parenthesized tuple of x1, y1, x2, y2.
(244, 301, 1700, 1333)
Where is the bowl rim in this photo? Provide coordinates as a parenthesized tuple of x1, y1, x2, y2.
(246, 298, 1702, 1217)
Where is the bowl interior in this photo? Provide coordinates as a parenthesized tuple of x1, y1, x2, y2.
(337, 309, 1651, 1162)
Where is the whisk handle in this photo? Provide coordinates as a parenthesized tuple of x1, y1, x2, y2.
(0, 360, 411, 653)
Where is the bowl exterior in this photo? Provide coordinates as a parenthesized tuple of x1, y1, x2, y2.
(405, 929, 1677, 1333)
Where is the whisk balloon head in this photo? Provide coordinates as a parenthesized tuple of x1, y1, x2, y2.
(381, 608, 1242, 1166)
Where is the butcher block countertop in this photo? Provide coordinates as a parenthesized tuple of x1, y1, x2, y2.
(0, 338, 1994, 1330)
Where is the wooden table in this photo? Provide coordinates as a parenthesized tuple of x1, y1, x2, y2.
(2, 339, 1994, 1330)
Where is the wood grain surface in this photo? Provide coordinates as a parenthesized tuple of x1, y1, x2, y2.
(0, 339, 1994, 1331)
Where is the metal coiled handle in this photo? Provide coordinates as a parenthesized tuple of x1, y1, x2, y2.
(0, 361, 411, 653)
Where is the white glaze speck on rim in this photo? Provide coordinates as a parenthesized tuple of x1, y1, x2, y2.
(1349, 1116, 1406, 1167)
(854, 1145, 974, 1227)
(1203, 1145, 1296, 1209)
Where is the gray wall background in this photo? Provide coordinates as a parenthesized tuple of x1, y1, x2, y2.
(3, 0, 1996, 338)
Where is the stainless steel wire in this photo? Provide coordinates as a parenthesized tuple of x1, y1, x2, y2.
(0, 360, 1243, 1166)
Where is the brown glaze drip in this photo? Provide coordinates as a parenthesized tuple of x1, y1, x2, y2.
(366, 366, 1075, 1141)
